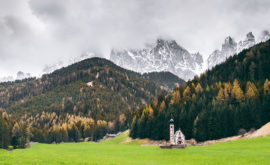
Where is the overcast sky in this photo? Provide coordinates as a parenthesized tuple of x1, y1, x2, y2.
(0, 0, 270, 78)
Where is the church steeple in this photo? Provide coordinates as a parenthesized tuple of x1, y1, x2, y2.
(169, 115, 175, 145)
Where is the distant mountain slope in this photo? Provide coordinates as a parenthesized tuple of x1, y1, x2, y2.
(1, 57, 170, 144)
(1, 57, 164, 118)
(110, 38, 203, 81)
(142, 71, 185, 90)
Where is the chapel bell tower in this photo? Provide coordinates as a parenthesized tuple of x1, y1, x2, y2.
(169, 117, 175, 145)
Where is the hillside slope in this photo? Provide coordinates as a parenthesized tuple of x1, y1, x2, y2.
(3, 58, 163, 116)
(247, 122, 270, 138)
(142, 71, 185, 90)
(0, 57, 166, 145)
(130, 40, 270, 142)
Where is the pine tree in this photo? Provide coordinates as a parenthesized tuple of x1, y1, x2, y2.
(249, 62, 256, 80)
(11, 122, 20, 148)
(0, 112, 12, 148)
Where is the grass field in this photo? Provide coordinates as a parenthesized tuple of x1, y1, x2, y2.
(1, 132, 270, 165)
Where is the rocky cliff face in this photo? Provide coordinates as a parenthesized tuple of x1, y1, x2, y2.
(207, 36, 237, 69)
(259, 30, 270, 43)
(207, 30, 270, 69)
(110, 39, 203, 81)
(237, 32, 256, 53)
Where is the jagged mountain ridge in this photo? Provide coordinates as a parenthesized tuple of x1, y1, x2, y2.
(110, 39, 203, 81)
(207, 30, 270, 69)
(2, 31, 269, 83)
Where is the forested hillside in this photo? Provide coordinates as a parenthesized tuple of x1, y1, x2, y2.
(130, 40, 270, 142)
(0, 57, 166, 148)
(142, 71, 186, 90)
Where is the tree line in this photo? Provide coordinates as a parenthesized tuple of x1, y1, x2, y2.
(130, 79, 270, 141)
(0, 110, 30, 149)
(0, 110, 128, 149)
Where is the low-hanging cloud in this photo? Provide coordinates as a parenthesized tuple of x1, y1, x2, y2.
(0, 0, 270, 77)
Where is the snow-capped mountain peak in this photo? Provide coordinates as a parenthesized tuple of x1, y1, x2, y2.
(207, 30, 269, 69)
(237, 32, 255, 53)
(110, 38, 204, 81)
(259, 30, 270, 42)
(207, 36, 237, 69)
(222, 36, 237, 57)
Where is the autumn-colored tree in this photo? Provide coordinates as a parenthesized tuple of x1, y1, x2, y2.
(223, 82, 232, 99)
(183, 86, 191, 99)
(159, 100, 166, 112)
(206, 85, 210, 92)
(195, 83, 203, 94)
(107, 121, 115, 132)
(119, 114, 126, 125)
(170, 90, 180, 104)
(0, 111, 13, 148)
(11, 122, 30, 148)
(146, 105, 154, 118)
(11, 122, 20, 148)
(60, 124, 69, 142)
(264, 79, 270, 95)
(245, 81, 258, 99)
(231, 79, 244, 101)
(216, 88, 224, 101)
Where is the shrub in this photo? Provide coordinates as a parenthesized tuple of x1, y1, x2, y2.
(238, 129, 247, 137)
(8, 146, 14, 151)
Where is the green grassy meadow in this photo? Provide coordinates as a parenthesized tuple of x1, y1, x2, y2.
(1, 132, 270, 165)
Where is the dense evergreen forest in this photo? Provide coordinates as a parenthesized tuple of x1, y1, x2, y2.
(0, 58, 168, 148)
(130, 40, 270, 142)
(0, 111, 30, 149)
